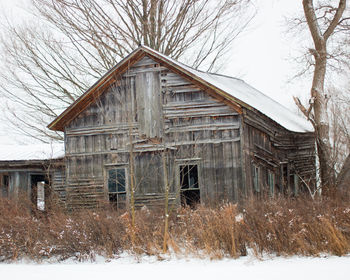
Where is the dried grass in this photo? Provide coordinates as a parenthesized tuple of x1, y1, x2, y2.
(1, 193, 350, 262)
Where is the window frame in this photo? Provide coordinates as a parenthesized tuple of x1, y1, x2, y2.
(104, 164, 128, 209)
(175, 159, 202, 205)
(179, 164, 199, 191)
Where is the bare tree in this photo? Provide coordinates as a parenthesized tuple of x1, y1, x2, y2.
(0, 0, 255, 142)
(292, 0, 350, 194)
(327, 84, 350, 189)
(328, 85, 350, 169)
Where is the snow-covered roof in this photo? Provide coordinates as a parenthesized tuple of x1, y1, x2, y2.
(142, 46, 313, 133)
(0, 143, 64, 161)
(193, 72, 313, 132)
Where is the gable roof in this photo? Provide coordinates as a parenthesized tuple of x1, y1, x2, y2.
(48, 46, 313, 133)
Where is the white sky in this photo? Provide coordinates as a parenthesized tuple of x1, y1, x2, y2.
(225, 0, 310, 107)
(0, 0, 312, 145)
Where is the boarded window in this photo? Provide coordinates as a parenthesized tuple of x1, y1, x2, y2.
(179, 164, 200, 207)
(108, 168, 127, 209)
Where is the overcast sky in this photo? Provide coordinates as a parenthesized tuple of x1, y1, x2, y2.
(0, 0, 311, 145)
(227, 1, 309, 106)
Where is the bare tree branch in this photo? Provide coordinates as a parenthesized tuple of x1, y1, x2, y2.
(323, 0, 346, 39)
(0, 0, 255, 142)
(291, 0, 348, 193)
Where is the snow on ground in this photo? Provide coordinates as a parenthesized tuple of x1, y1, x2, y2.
(1, 255, 349, 280)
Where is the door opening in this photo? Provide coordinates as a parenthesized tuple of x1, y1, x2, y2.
(30, 174, 50, 211)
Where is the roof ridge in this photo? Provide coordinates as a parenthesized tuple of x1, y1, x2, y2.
(205, 71, 244, 82)
(140, 45, 244, 82)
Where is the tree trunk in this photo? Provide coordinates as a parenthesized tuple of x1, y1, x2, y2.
(312, 50, 336, 195)
(301, 0, 346, 196)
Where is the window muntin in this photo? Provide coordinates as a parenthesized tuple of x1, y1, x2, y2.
(107, 168, 127, 209)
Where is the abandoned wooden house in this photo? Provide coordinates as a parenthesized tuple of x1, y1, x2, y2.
(0, 144, 65, 209)
(0, 46, 315, 209)
(45, 46, 316, 209)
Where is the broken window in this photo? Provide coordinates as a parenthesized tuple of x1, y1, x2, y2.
(108, 168, 127, 209)
(0, 174, 9, 197)
(179, 164, 200, 207)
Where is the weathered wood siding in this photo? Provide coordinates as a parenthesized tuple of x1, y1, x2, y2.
(242, 109, 315, 196)
(0, 162, 64, 206)
(0, 169, 41, 199)
(64, 55, 243, 208)
(51, 167, 66, 204)
(63, 54, 315, 208)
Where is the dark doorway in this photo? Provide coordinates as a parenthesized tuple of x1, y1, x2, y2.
(30, 174, 50, 210)
(179, 164, 200, 207)
(0, 174, 9, 197)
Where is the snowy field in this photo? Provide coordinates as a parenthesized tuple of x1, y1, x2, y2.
(1, 255, 349, 280)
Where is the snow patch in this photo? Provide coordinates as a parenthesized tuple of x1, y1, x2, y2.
(0, 143, 64, 161)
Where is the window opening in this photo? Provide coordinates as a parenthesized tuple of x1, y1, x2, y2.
(179, 164, 200, 207)
(281, 163, 288, 193)
(253, 164, 260, 193)
(108, 168, 127, 209)
(268, 170, 274, 196)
